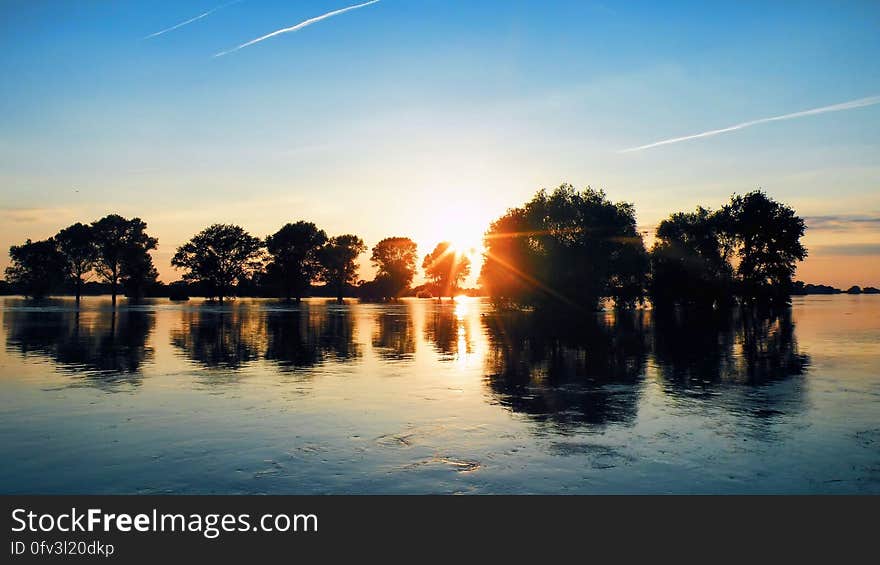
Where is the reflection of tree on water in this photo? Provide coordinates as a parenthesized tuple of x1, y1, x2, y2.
(484, 306, 811, 430)
(482, 310, 648, 430)
(652, 307, 810, 389)
(170, 307, 263, 370)
(651, 306, 811, 438)
(170, 303, 360, 371)
(264, 308, 360, 371)
(4, 301, 154, 387)
(264, 311, 321, 369)
(737, 309, 809, 384)
(423, 304, 473, 358)
(650, 308, 736, 392)
(317, 309, 360, 361)
(372, 309, 415, 361)
(424, 308, 457, 356)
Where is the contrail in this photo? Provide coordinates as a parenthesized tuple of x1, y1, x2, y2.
(214, 0, 380, 57)
(620, 95, 880, 153)
(144, 1, 242, 40)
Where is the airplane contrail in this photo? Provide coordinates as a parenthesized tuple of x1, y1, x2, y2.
(214, 0, 380, 57)
(620, 95, 880, 153)
(144, 1, 242, 40)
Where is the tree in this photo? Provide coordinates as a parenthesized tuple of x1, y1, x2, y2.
(5, 239, 67, 299)
(318, 234, 366, 303)
(171, 224, 264, 303)
(650, 191, 807, 307)
(265, 222, 328, 302)
(422, 242, 471, 299)
(91, 214, 158, 306)
(370, 237, 418, 299)
(609, 234, 650, 309)
(649, 207, 733, 308)
(480, 184, 647, 310)
(55, 222, 97, 304)
(720, 190, 807, 304)
(478, 207, 535, 307)
(121, 249, 159, 300)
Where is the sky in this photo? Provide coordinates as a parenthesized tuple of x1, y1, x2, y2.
(1, 0, 879, 288)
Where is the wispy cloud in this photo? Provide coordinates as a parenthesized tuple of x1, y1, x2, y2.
(806, 213, 880, 232)
(214, 0, 380, 57)
(144, 1, 242, 40)
(0, 206, 82, 225)
(620, 95, 880, 153)
(811, 243, 880, 256)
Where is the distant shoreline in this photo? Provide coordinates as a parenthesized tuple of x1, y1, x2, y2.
(791, 283, 880, 295)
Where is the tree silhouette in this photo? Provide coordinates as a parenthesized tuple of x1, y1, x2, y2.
(370, 237, 418, 299)
(5, 239, 66, 299)
(480, 184, 648, 310)
(422, 242, 471, 299)
(55, 223, 97, 304)
(478, 207, 534, 307)
(651, 191, 807, 307)
(721, 190, 807, 304)
(649, 207, 733, 308)
(91, 214, 158, 306)
(265, 221, 327, 302)
(317, 234, 366, 303)
(171, 224, 263, 303)
(121, 240, 159, 300)
(0, 188, 814, 306)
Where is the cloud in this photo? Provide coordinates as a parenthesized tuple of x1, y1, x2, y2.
(214, 0, 380, 57)
(144, 1, 242, 40)
(620, 95, 880, 153)
(810, 243, 880, 256)
(806, 214, 880, 232)
(0, 207, 80, 225)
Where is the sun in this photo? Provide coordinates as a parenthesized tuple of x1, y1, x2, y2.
(416, 198, 495, 288)
(444, 230, 483, 257)
(444, 240, 466, 256)
(423, 228, 482, 262)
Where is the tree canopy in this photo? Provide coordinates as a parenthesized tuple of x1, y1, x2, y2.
(649, 207, 733, 307)
(54, 222, 97, 303)
(318, 234, 366, 302)
(650, 191, 807, 307)
(422, 242, 471, 298)
(171, 224, 264, 303)
(91, 214, 158, 304)
(480, 184, 648, 310)
(722, 190, 807, 303)
(265, 221, 328, 302)
(370, 237, 418, 299)
(5, 239, 67, 299)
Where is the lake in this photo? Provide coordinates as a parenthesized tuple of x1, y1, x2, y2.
(0, 295, 877, 494)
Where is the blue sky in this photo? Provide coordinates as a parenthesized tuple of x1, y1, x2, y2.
(1, 0, 879, 286)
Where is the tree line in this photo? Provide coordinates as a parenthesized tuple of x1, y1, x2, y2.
(3, 218, 472, 304)
(5, 215, 158, 305)
(479, 185, 807, 309)
(4, 185, 807, 308)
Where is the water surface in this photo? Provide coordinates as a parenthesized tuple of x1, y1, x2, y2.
(1, 295, 877, 493)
